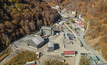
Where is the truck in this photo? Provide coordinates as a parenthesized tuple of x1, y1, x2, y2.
(36, 52, 43, 59)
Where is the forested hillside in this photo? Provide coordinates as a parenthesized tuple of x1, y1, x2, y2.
(0, 0, 60, 50)
(46, 0, 107, 61)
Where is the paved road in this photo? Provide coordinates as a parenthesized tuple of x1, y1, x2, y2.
(74, 53, 81, 65)
(67, 20, 107, 64)
(0, 51, 20, 65)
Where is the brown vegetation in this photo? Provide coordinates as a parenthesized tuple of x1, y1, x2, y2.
(0, 46, 12, 62)
(79, 56, 89, 65)
(0, 0, 60, 50)
(99, 36, 107, 61)
(5, 51, 37, 65)
(45, 60, 68, 65)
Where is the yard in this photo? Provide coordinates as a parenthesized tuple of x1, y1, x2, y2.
(4, 51, 38, 65)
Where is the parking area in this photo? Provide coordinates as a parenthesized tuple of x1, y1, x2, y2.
(63, 24, 88, 52)
(62, 24, 89, 65)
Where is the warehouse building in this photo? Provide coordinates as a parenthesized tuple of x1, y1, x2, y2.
(63, 51, 76, 57)
(40, 26, 54, 36)
(48, 42, 54, 52)
(26, 36, 44, 49)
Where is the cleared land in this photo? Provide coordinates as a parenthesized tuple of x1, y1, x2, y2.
(4, 51, 37, 65)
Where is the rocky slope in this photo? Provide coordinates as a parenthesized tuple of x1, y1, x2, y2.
(46, 0, 107, 61)
(0, 0, 60, 50)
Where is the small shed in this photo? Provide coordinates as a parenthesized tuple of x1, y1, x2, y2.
(27, 36, 44, 49)
(48, 42, 54, 52)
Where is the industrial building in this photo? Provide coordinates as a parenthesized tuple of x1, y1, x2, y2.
(63, 51, 76, 57)
(40, 26, 54, 36)
(48, 42, 54, 52)
(26, 36, 44, 49)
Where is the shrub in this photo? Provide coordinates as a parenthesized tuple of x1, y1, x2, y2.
(91, 30, 99, 39)
(71, 18, 73, 22)
(69, 26, 72, 29)
(72, 20, 75, 23)
(100, 13, 107, 19)
(80, 56, 90, 65)
(71, 18, 75, 23)
(103, 18, 107, 24)
(100, 36, 107, 43)
(0, 54, 8, 62)
(5, 51, 37, 65)
(65, 22, 70, 24)
(45, 60, 68, 65)
(0, 46, 12, 62)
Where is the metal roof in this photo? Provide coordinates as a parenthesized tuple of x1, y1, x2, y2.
(32, 36, 44, 45)
(63, 51, 75, 55)
(48, 42, 54, 47)
(26, 63, 35, 65)
(26, 61, 35, 65)
(41, 26, 52, 30)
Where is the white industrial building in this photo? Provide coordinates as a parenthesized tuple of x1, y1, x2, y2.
(48, 42, 54, 52)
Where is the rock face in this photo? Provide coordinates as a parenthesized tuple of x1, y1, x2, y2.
(0, 0, 60, 50)
(46, 0, 107, 61)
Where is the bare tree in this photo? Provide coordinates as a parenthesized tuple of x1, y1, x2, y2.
(37, 19, 43, 27)
(29, 21, 35, 31)
(25, 26, 30, 34)
(19, 28, 24, 36)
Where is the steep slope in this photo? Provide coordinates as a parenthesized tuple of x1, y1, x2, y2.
(0, 0, 60, 50)
(46, 0, 107, 61)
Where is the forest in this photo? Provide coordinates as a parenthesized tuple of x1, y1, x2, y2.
(0, 0, 60, 50)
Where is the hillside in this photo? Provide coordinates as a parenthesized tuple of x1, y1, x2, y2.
(46, 0, 107, 61)
(0, 0, 60, 50)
